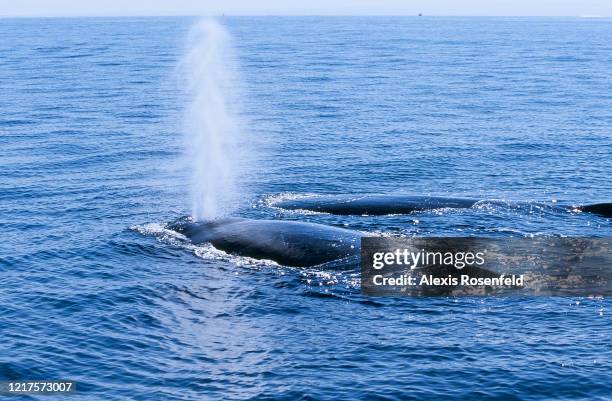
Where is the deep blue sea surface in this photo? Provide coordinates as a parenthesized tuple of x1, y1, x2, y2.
(1, 17, 611, 400)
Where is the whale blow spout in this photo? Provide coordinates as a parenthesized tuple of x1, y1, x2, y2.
(179, 19, 248, 221)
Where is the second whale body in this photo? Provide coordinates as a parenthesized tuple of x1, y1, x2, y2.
(274, 195, 612, 217)
(274, 195, 480, 215)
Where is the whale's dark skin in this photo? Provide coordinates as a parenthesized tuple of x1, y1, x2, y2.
(274, 195, 612, 217)
(274, 195, 480, 215)
(170, 217, 361, 267)
(577, 203, 612, 218)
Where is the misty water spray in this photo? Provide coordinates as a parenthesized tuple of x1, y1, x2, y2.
(179, 18, 246, 221)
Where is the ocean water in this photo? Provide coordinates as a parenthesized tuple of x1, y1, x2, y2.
(1, 16, 611, 400)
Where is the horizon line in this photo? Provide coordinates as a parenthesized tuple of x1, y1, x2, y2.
(0, 14, 610, 19)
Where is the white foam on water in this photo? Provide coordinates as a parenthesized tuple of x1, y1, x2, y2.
(132, 221, 279, 268)
(131, 223, 189, 243)
(192, 243, 279, 268)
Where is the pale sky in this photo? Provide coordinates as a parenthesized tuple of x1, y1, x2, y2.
(1, 0, 611, 18)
